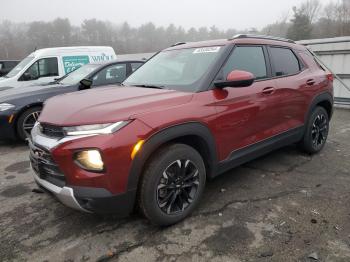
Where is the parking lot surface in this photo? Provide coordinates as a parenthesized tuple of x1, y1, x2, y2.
(1, 109, 350, 262)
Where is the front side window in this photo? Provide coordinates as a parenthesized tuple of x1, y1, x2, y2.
(92, 63, 127, 86)
(20, 57, 58, 81)
(270, 47, 300, 76)
(222, 46, 267, 80)
(124, 46, 224, 92)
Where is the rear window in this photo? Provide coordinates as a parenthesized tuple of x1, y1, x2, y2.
(270, 47, 301, 76)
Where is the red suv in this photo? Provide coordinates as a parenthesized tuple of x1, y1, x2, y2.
(30, 35, 333, 226)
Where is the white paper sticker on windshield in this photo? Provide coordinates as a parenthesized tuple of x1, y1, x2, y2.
(193, 47, 221, 54)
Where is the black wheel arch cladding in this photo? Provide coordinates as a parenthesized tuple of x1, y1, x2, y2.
(127, 122, 218, 191)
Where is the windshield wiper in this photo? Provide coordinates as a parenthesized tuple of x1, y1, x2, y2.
(132, 84, 165, 89)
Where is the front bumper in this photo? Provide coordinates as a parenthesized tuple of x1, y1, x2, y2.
(0, 111, 17, 140)
(32, 169, 136, 215)
(33, 171, 89, 212)
(29, 121, 150, 215)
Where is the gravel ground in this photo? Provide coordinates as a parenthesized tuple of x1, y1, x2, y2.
(0, 108, 350, 262)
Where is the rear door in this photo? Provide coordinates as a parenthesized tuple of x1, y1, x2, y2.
(268, 46, 309, 130)
(212, 45, 281, 159)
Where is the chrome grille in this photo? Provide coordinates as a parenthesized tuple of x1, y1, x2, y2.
(29, 141, 65, 187)
(40, 124, 65, 139)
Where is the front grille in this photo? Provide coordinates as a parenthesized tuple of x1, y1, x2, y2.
(29, 142, 65, 187)
(40, 124, 65, 139)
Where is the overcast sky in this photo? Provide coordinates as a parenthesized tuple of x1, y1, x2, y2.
(1, 0, 331, 30)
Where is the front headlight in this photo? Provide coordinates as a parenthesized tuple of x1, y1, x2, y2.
(0, 103, 15, 112)
(63, 121, 130, 136)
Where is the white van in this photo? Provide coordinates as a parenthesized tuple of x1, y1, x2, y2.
(0, 46, 116, 88)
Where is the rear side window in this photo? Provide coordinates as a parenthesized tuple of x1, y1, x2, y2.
(92, 63, 127, 86)
(270, 47, 300, 76)
(222, 46, 267, 80)
(4, 61, 18, 68)
(131, 62, 143, 72)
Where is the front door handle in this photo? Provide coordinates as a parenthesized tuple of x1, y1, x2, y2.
(306, 79, 316, 86)
(262, 87, 275, 95)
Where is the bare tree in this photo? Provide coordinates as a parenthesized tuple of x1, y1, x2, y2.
(300, 0, 322, 23)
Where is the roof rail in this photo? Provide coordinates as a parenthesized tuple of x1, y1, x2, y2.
(170, 42, 187, 47)
(230, 34, 295, 44)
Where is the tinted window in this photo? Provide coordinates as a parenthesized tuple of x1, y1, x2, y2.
(223, 46, 267, 80)
(131, 62, 143, 72)
(92, 63, 127, 86)
(270, 47, 300, 76)
(4, 61, 18, 68)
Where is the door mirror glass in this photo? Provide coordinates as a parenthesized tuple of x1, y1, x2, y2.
(214, 70, 255, 88)
(79, 78, 93, 90)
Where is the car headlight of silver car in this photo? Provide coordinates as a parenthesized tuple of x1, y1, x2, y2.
(63, 121, 130, 136)
(0, 103, 15, 112)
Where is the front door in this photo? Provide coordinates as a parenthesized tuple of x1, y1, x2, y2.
(212, 45, 281, 161)
(17, 57, 59, 87)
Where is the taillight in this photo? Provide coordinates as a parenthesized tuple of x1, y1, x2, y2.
(327, 73, 334, 82)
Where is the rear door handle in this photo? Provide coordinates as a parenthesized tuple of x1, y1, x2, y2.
(262, 87, 275, 95)
(306, 79, 316, 86)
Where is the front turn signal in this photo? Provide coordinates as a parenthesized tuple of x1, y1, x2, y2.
(131, 140, 145, 159)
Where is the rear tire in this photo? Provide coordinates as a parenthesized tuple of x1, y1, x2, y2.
(299, 106, 329, 154)
(139, 144, 206, 226)
(16, 106, 42, 141)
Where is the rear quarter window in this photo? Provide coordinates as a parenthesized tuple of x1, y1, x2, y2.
(270, 47, 301, 77)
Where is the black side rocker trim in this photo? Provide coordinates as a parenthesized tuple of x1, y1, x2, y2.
(216, 125, 305, 176)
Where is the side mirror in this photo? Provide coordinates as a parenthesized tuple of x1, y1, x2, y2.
(214, 70, 255, 88)
(79, 78, 93, 90)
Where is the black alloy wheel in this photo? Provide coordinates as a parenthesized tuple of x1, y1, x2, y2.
(299, 106, 329, 154)
(311, 113, 328, 149)
(139, 144, 206, 226)
(156, 159, 200, 215)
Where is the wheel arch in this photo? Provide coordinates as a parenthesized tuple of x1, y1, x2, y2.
(305, 92, 333, 122)
(127, 122, 218, 191)
(13, 102, 43, 136)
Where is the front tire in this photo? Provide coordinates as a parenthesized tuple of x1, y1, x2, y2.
(299, 106, 329, 154)
(16, 106, 42, 141)
(139, 144, 206, 226)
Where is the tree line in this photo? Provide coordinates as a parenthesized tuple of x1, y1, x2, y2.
(0, 0, 349, 60)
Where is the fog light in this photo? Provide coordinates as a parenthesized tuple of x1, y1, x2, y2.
(75, 150, 104, 172)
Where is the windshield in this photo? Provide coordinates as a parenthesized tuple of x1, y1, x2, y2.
(6, 56, 35, 78)
(59, 64, 99, 85)
(123, 46, 223, 92)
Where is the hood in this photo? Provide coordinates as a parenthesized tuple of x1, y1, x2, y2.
(0, 77, 15, 88)
(39, 86, 193, 126)
(0, 83, 63, 102)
